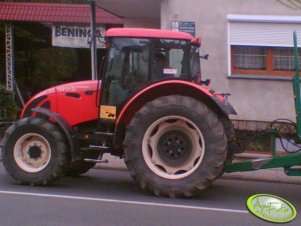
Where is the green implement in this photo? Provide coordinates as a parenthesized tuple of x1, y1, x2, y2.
(225, 31, 301, 176)
(293, 31, 301, 138)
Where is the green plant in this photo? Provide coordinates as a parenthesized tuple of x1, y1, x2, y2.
(0, 84, 19, 121)
(246, 133, 271, 152)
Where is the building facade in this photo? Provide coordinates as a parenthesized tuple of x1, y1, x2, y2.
(98, 0, 301, 124)
(160, 0, 301, 123)
(96, 0, 160, 28)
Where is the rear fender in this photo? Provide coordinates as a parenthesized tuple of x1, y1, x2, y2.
(116, 80, 236, 126)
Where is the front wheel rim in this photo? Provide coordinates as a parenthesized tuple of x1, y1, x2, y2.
(142, 116, 205, 180)
(13, 133, 52, 173)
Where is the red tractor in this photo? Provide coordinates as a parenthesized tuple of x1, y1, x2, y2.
(1, 28, 237, 197)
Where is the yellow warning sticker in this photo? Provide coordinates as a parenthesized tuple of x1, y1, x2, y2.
(100, 105, 116, 120)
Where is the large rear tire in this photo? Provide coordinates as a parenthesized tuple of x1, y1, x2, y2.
(2, 117, 68, 185)
(124, 95, 227, 198)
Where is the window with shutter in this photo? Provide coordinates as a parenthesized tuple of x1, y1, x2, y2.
(227, 15, 301, 76)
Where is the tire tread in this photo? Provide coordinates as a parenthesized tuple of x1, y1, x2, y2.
(2, 117, 69, 185)
(124, 95, 228, 198)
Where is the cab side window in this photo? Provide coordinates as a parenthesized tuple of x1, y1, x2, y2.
(151, 39, 188, 82)
(105, 38, 150, 107)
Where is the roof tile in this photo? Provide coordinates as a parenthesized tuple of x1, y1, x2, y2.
(0, 2, 123, 25)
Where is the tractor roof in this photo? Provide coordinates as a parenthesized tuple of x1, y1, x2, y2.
(105, 28, 194, 41)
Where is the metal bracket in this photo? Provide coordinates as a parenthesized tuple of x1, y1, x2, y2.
(0, 144, 4, 162)
(251, 158, 271, 170)
(5, 23, 14, 92)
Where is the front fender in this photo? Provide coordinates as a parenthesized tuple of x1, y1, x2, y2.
(31, 107, 80, 161)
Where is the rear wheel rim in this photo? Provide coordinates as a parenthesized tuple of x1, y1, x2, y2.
(13, 133, 51, 173)
(142, 116, 205, 179)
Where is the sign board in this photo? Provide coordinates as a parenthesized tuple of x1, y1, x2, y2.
(52, 25, 105, 48)
(100, 105, 116, 120)
(171, 21, 195, 37)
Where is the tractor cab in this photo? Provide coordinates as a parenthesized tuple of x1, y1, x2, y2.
(100, 28, 202, 114)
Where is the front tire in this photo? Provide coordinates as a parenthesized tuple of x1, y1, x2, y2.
(124, 95, 227, 198)
(2, 117, 68, 185)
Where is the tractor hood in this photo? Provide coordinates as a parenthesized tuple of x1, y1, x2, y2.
(21, 80, 101, 119)
(35, 80, 100, 98)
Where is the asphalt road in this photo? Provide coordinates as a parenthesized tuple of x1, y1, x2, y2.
(0, 164, 300, 226)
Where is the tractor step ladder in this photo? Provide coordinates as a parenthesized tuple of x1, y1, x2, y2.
(93, 131, 114, 136)
(93, 131, 114, 150)
(84, 157, 108, 164)
(80, 131, 114, 151)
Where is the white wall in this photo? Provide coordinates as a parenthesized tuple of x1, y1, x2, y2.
(161, 0, 301, 122)
(124, 18, 160, 28)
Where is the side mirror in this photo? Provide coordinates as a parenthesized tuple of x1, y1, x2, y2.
(202, 79, 211, 86)
(200, 54, 209, 60)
